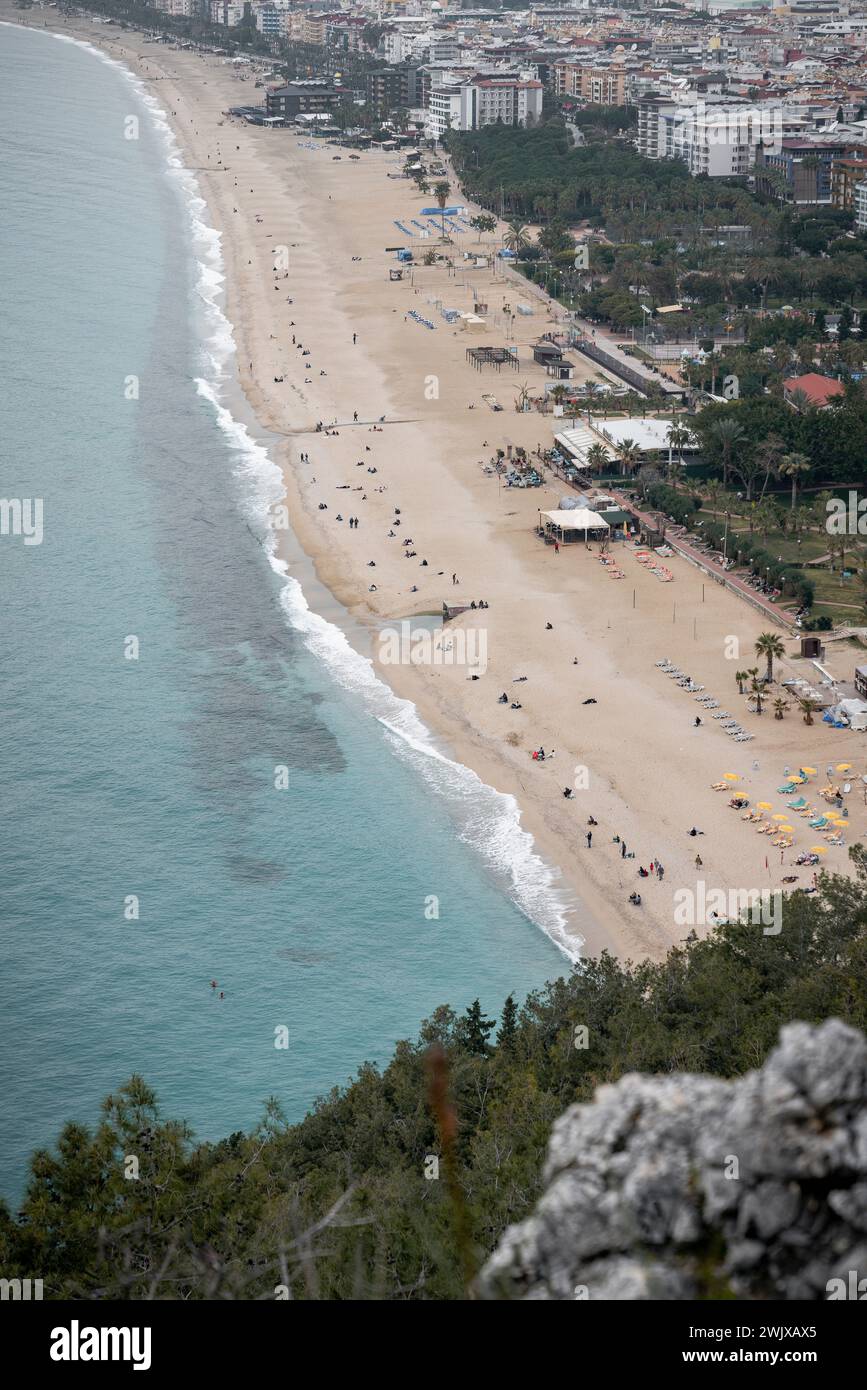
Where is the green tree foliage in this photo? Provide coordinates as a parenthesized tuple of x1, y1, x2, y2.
(4, 863, 867, 1300)
(442, 123, 772, 239)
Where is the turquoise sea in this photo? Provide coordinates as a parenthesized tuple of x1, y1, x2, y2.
(0, 23, 573, 1206)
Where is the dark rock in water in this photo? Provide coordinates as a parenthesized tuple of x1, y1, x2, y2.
(225, 855, 286, 884)
(478, 1021, 867, 1301)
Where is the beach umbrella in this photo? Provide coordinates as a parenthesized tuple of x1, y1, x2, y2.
(772, 813, 787, 821)
(802, 766, 817, 776)
(723, 773, 739, 781)
(811, 845, 828, 853)
(758, 801, 772, 810)
(790, 775, 805, 784)
(780, 824, 793, 832)
(836, 763, 852, 772)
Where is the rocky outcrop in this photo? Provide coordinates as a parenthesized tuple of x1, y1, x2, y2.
(479, 1020, 867, 1300)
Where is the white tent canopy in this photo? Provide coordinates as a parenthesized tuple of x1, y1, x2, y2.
(540, 509, 609, 532)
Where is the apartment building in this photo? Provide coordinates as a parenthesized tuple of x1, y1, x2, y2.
(366, 66, 419, 116)
(756, 138, 853, 205)
(638, 95, 771, 177)
(426, 72, 543, 137)
(830, 155, 867, 210)
(265, 81, 341, 121)
(553, 62, 628, 106)
(461, 76, 544, 129)
(427, 82, 463, 138)
(301, 14, 326, 46)
(855, 179, 867, 231)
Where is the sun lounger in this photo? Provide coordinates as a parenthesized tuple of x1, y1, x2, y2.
(778, 784, 795, 794)
(787, 798, 807, 808)
(808, 817, 828, 829)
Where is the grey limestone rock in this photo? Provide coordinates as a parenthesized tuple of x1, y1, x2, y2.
(479, 1020, 867, 1300)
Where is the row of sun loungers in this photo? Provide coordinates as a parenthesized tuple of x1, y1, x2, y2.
(655, 661, 753, 738)
(636, 550, 673, 581)
(599, 556, 625, 579)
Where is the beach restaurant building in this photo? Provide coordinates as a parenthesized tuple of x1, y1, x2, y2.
(555, 417, 699, 471)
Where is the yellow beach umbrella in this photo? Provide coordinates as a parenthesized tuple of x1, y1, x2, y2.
(723, 773, 740, 781)
(802, 766, 817, 776)
(780, 825, 794, 832)
(790, 775, 805, 784)
(836, 763, 852, 772)
(811, 845, 828, 854)
(758, 801, 772, 810)
(772, 813, 787, 821)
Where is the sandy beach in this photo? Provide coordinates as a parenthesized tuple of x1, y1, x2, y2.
(12, 7, 865, 962)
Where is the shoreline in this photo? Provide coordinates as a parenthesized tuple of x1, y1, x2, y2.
(10, 8, 863, 965)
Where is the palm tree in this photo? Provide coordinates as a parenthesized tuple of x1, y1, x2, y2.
(666, 422, 691, 477)
(503, 220, 531, 257)
(779, 452, 811, 510)
(735, 669, 749, 694)
(787, 386, 812, 414)
(828, 533, 848, 583)
(798, 696, 821, 726)
(615, 437, 641, 478)
(773, 697, 789, 720)
(749, 674, 765, 715)
(704, 479, 724, 519)
(433, 180, 450, 239)
(755, 432, 786, 501)
(707, 418, 746, 487)
(755, 631, 785, 683)
(585, 443, 609, 474)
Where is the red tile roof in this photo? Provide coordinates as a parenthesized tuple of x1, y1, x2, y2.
(783, 373, 845, 407)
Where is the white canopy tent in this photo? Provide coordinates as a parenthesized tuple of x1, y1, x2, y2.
(539, 508, 610, 543)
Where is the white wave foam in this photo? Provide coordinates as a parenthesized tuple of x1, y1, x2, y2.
(278, 578, 580, 959)
(25, 23, 581, 962)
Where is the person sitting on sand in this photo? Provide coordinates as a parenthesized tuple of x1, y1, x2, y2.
(511, 701, 522, 710)
(564, 787, 573, 799)
(499, 693, 508, 704)
(629, 892, 641, 906)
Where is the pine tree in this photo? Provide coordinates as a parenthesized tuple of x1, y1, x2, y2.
(460, 999, 496, 1056)
(498, 994, 518, 1052)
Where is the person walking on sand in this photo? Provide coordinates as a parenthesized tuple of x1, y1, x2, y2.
(621, 840, 626, 858)
(695, 854, 702, 869)
(586, 831, 592, 848)
(554, 540, 559, 555)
